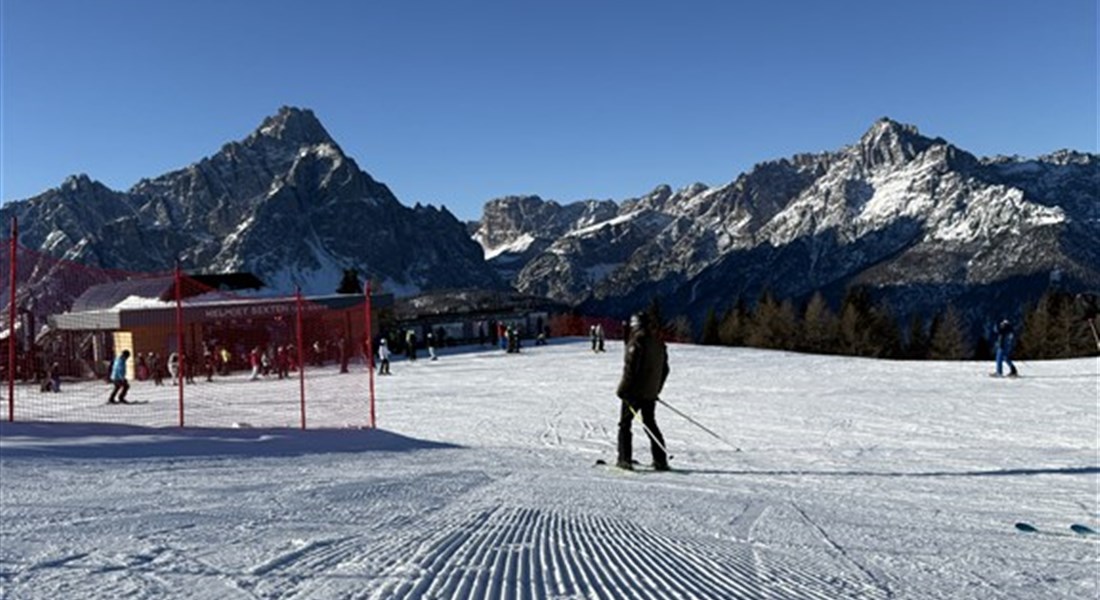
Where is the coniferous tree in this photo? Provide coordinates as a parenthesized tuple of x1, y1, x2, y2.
(701, 307, 721, 345)
(904, 313, 930, 360)
(928, 304, 970, 360)
(1066, 294, 1100, 355)
(866, 304, 903, 358)
(1020, 293, 1054, 359)
(646, 296, 664, 330)
(745, 292, 777, 349)
(1048, 293, 1077, 358)
(777, 298, 800, 351)
(802, 292, 839, 354)
(746, 290, 797, 350)
(973, 334, 992, 361)
(1021, 291, 1090, 359)
(839, 287, 874, 356)
(718, 298, 749, 347)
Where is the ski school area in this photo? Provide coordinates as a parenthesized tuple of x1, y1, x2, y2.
(1, 338, 1097, 599)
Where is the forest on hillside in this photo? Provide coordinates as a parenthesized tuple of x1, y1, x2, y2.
(692, 289, 1099, 361)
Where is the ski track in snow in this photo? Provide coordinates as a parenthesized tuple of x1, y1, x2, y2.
(2, 472, 884, 599)
(1, 339, 1097, 599)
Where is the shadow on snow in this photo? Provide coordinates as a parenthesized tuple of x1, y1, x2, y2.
(0, 421, 462, 460)
(680, 465, 1100, 478)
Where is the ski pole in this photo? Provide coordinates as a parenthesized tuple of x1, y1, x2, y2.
(657, 398, 742, 452)
(623, 399, 673, 460)
(1088, 319, 1100, 351)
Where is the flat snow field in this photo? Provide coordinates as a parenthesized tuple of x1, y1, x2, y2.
(1, 338, 1097, 599)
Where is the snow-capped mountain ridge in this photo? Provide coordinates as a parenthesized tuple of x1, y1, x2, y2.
(2, 107, 504, 316)
(472, 118, 1097, 326)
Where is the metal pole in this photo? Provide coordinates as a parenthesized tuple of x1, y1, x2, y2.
(7, 217, 16, 422)
(657, 397, 742, 452)
(365, 280, 375, 428)
(296, 287, 306, 430)
(175, 263, 186, 427)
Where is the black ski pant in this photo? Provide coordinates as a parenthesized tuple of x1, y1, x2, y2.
(108, 379, 130, 403)
(618, 397, 667, 467)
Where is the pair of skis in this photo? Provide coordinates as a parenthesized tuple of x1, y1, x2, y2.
(593, 458, 677, 473)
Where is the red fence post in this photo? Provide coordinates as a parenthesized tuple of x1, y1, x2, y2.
(175, 263, 186, 427)
(365, 280, 375, 428)
(296, 287, 306, 430)
(7, 216, 16, 422)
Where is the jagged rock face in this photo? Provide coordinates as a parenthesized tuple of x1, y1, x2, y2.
(473, 118, 1099, 327)
(472, 195, 620, 287)
(2, 106, 505, 298)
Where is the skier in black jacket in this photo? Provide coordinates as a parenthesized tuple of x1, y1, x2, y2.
(615, 312, 670, 471)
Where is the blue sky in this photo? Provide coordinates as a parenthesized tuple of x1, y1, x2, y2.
(1, 0, 1095, 221)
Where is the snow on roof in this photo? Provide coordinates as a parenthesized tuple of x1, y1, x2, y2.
(71, 277, 176, 312)
(112, 294, 175, 310)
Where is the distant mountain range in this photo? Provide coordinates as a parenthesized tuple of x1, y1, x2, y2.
(4, 107, 1096, 335)
(472, 119, 1098, 331)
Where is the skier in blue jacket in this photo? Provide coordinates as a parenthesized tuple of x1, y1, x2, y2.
(992, 320, 1018, 378)
(107, 350, 132, 404)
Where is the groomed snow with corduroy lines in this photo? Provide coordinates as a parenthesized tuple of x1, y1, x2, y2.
(1, 338, 1097, 599)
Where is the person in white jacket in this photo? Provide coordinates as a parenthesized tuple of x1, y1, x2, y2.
(167, 352, 180, 385)
(377, 338, 391, 375)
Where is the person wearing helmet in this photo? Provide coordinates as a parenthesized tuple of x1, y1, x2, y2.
(377, 338, 391, 375)
(615, 311, 670, 470)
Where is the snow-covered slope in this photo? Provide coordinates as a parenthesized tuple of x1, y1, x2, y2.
(1, 340, 1096, 599)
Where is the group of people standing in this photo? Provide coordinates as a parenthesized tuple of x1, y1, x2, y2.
(101, 341, 308, 404)
(590, 324, 606, 353)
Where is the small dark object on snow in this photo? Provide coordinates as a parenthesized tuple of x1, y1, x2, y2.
(1070, 524, 1096, 536)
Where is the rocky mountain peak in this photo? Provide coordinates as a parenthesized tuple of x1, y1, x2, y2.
(248, 106, 336, 149)
(1038, 150, 1096, 166)
(61, 174, 98, 193)
(855, 117, 937, 169)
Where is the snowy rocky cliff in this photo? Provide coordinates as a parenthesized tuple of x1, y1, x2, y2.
(472, 118, 1099, 326)
(2, 107, 504, 298)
